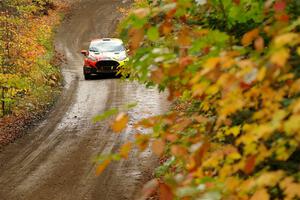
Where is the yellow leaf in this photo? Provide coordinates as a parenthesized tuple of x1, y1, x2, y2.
(227, 152, 241, 163)
(205, 85, 219, 95)
(280, 177, 300, 200)
(270, 48, 290, 67)
(284, 115, 300, 135)
(189, 72, 202, 85)
(225, 177, 240, 192)
(152, 139, 165, 157)
(250, 188, 270, 200)
(203, 57, 220, 69)
(111, 112, 129, 133)
(256, 171, 284, 188)
(274, 33, 299, 48)
(291, 100, 300, 113)
(297, 47, 300, 56)
(225, 126, 241, 137)
(192, 81, 209, 97)
(219, 165, 233, 178)
(257, 67, 266, 81)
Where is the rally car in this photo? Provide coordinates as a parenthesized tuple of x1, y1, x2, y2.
(80, 38, 128, 79)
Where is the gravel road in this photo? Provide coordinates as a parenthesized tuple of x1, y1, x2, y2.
(0, 0, 168, 199)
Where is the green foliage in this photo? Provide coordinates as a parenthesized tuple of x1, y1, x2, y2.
(111, 0, 300, 199)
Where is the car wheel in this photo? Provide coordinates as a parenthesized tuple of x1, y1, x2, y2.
(84, 73, 91, 80)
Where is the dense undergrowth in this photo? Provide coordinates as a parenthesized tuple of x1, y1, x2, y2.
(97, 0, 300, 199)
(0, 0, 67, 117)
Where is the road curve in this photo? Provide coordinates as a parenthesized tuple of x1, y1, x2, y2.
(0, 0, 168, 199)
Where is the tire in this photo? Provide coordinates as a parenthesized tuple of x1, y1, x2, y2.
(84, 73, 91, 80)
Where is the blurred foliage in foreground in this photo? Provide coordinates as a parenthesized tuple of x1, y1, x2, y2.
(96, 0, 300, 199)
(0, 0, 66, 117)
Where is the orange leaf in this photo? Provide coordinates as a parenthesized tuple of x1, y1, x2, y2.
(139, 179, 159, 200)
(194, 141, 210, 166)
(178, 29, 191, 47)
(135, 133, 150, 151)
(167, 64, 181, 77)
(132, 8, 150, 18)
(135, 116, 160, 128)
(111, 112, 129, 133)
(244, 155, 256, 174)
(171, 118, 192, 132)
(161, 20, 172, 35)
(129, 28, 144, 52)
(171, 145, 187, 157)
(96, 158, 111, 176)
(165, 133, 178, 142)
(152, 139, 165, 156)
(242, 28, 259, 46)
(151, 68, 164, 84)
(254, 36, 264, 52)
(119, 142, 133, 159)
(159, 183, 173, 200)
(186, 156, 196, 171)
(250, 188, 270, 200)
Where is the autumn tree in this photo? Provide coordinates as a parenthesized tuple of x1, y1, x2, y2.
(0, 0, 62, 116)
(96, 0, 300, 199)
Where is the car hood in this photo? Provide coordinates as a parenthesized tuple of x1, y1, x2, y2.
(89, 51, 127, 61)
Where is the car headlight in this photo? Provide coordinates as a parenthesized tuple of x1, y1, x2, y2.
(88, 55, 97, 61)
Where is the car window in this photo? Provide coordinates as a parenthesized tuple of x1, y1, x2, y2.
(89, 46, 98, 52)
(90, 41, 125, 52)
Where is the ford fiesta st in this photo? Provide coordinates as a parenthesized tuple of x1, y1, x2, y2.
(80, 38, 128, 79)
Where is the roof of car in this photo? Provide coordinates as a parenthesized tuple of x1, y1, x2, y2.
(91, 38, 123, 43)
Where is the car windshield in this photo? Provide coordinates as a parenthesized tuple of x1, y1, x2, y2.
(90, 41, 125, 52)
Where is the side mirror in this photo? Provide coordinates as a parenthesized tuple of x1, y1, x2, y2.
(81, 50, 88, 56)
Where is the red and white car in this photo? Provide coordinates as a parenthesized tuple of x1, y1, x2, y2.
(81, 38, 128, 79)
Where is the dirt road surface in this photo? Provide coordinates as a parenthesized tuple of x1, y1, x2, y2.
(0, 0, 168, 199)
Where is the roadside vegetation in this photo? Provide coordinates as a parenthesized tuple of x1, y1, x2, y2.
(97, 0, 300, 199)
(0, 0, 67, 145)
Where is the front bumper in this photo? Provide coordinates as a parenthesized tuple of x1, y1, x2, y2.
(84, 59, 128, 74)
